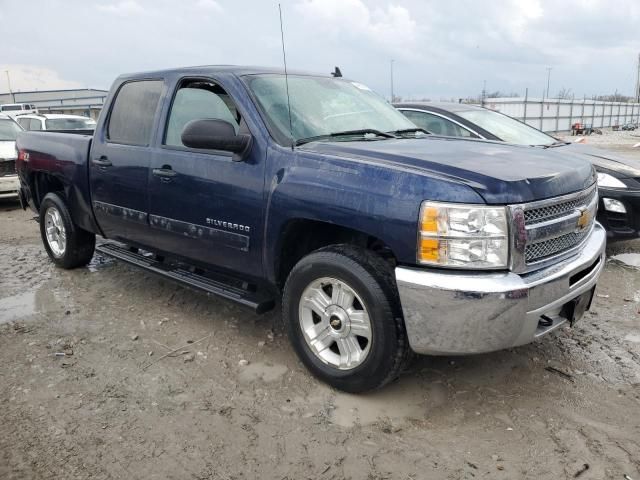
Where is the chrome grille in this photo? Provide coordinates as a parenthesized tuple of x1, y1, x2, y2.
(524, 187, 597, 225)
(525, 229, 590, 262)
(0, 160, 16, 177)
(512, 184, 598, 270)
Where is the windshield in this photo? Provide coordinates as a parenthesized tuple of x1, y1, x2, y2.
(45, 117, 96, 130)
(0, 105, 24, 112)
(247, 75, 416, 145)
(0, 119, 22, 141)
(457, 108, 556, 146)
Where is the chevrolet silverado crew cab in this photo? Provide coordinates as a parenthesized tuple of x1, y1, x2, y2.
(16, 66, 605, 392)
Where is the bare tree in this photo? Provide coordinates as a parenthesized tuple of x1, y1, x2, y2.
(595, 93, 634, 102)
(486, 91, 519, 98)
(557, 87, 572, 99)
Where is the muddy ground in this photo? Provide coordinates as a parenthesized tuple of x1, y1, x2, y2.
(1, 147, 640, 479)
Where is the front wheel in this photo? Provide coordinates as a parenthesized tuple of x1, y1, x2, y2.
(283, 245, 412, 393)
(39, 192, 95, 269)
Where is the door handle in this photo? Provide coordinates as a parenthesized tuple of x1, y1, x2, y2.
(152, 167, 177, 178)
(92, 156, 112, 167)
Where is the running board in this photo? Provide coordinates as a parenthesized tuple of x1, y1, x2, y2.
(95, 243, 275, 314)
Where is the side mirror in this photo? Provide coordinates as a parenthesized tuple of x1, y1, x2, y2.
(181, 119, 251, 159)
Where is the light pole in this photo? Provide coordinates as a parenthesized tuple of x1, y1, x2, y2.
(390, 59, 395, 102)
(481, 79, 486, 106)
(5, 70, 15, 102)
(546, 67, 552, 99)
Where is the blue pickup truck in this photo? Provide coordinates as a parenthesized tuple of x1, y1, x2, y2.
(16, 66, 606, 392)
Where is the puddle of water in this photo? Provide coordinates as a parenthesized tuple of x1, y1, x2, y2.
(328, 380, 447, 427)
(87, 254, 116, 273)
(238, 362, 288, 383)
(0, 291, 36, 324)
(624, 333, 640, 343)
(611, 253, 640, 268)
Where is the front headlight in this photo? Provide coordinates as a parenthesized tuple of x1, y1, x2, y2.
(418, 201, 509, 269)
(597, 172, 627, 189)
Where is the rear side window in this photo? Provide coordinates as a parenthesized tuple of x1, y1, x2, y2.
(107, 80, 163, 146)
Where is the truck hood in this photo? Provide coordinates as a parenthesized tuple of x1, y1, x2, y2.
(302, 137, 596, 204)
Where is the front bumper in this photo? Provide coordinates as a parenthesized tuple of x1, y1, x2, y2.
(395, 222, 606, 355)
(0, 175, 20, 199)
(597, 187, 640, 240)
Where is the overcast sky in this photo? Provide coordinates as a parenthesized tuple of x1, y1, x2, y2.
(1, 0, 639, 100)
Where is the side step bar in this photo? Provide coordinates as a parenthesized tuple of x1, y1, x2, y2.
(96, 243, 275, 314)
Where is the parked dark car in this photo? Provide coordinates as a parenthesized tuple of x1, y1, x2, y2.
(16, 67, 605, 392)
(621, 123, 637, 131)
(396, 102, 640, 240)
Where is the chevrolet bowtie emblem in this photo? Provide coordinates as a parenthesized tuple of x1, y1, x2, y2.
(577, 208, 591, 230)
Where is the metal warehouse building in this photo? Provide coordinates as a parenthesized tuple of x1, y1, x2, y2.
(0, 88, 108, 120)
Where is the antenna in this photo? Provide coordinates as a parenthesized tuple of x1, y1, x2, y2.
(278, 4, 294, 150)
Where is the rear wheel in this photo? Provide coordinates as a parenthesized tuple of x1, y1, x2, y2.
(39, 192, 95, 269)
(283, 245, 411, 393)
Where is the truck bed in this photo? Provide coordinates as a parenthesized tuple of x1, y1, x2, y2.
(16, 131, 98, 234)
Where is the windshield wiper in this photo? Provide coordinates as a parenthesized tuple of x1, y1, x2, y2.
(540, 140, 570, 149)
(295, 129, 397, 146)
(388, 127, 430, 136)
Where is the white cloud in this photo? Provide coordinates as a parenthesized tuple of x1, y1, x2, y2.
(97, 1, 144, 16)
(196, 0, 223, 12)
(295, 0, 418, 56)
(0, 65, 83, 92)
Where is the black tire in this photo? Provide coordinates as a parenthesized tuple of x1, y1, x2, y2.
(283, 244, 412, 393)
(39, 192, 95, 269)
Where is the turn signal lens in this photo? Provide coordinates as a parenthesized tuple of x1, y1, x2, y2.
(418, 202, 509, 269)
(420, 206, 439, 233)
(419, 237, 441, 262)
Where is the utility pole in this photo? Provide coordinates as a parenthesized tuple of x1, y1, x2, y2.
(635, 53, 640, 103)
(481, 79, 486, 107)
(5, 70, 15, 102)
(545, 67, 552, 99)
(390, 59, 394, 102)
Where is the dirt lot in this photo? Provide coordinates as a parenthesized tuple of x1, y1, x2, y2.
(560, 129, 640, 162)
(1, 166, 640, 478)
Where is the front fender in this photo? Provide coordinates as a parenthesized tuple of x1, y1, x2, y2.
(262, 149, 485, 283)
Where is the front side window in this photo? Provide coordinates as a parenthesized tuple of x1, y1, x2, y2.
(0, 119, 22, 140)
(46, 117, 96, 130)
(401, 110, 476, 138)
(457, 109, 555, 146)
(30, 119, 43, 130)
(164, 80, 240, 147)
(107, 80, 163, 146)
(246, 75, 415, 145)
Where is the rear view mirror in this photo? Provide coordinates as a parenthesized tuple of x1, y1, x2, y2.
(181, 119, 251, 159)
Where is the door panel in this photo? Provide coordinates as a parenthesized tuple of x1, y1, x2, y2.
(146, 78, 265, 278)
(90, 79, 164, 243)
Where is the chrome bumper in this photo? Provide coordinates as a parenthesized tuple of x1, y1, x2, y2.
(0, 175, 20, 199)
(395, 222, 606, 355)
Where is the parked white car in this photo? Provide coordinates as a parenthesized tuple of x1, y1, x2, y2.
(0, 103, 38, 117)
(0, 114, 22, 199)
(16, 113, 96, 131)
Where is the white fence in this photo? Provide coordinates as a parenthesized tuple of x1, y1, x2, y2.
(482, 97, 640, 133)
